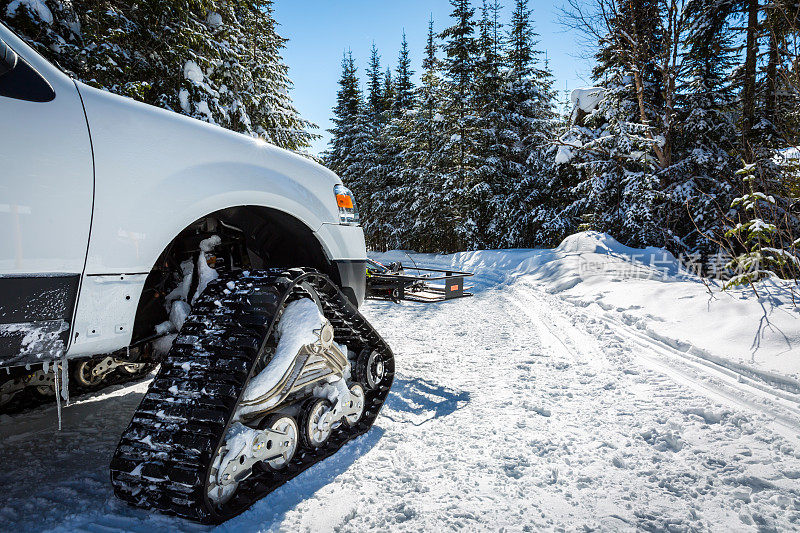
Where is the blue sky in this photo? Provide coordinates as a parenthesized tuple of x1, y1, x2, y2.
(274, 1, 592, 155)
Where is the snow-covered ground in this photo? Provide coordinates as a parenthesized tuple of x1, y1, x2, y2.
(1, 232, 799, 531)
(376, 232, 800, 380)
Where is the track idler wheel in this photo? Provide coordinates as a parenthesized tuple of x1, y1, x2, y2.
(344, 384, 366, 426)
(260, 414, 299, 470)
(74, 359, 105, 389)
(356, 349, 389, 390)
(301, 398, 333, 448)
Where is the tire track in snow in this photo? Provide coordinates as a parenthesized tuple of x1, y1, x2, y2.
(505, 287, 611, 372)
(277, 288, 665, 531)
(596, 311, 800, 404)
(511, 281, 800, 439)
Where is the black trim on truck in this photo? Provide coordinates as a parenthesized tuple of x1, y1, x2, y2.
(332, 260, 366, 308)
(0, 274, 79, 367)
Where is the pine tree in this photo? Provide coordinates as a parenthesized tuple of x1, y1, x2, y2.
(360, 44, 392, 249)
(325, 51, 371, 198)
(371, 34, 418, 250)
(663, 0, 738, 257)
(439, 0, 480, 250)
(767, 0, 800, 146)
(366, 43, 384, 122)
(242, 1, 318, 151)
(560, 77, 661, 246)
(403, 17, 449, 252)
(501, 0, 559, 247)
(382, 67, 395, 113)
(594, 0, 665, 120)
(470, 0, 506, 248)
(556, 0, 664, 247)
(393, 32, 415, 116)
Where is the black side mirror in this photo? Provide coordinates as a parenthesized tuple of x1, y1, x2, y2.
(0, 38, 19, 77)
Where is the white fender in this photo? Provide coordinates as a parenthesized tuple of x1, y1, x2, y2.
(75, 83, 345, 275)
(66, 84, 363, 357)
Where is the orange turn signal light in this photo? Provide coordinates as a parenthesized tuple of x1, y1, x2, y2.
(336, 194, 354, 209)
(334, 184, 360, 224)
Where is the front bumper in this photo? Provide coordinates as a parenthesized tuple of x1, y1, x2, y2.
(316, 224, 366, 261)
(332, 260, 367, 308)
(316, 223, 367, 308)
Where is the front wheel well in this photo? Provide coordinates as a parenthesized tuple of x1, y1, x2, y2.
(131, 206, 339, 344)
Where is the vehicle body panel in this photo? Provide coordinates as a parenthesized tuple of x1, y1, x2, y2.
(67, 273, 147, 357)
(0, 24, 93, 275)
(0, 22, 367, 367)
(0, 24, 92, 366)
(0, 274, 79, 365)
(75, 83, 346, 275)
(318, 224, 367, 261)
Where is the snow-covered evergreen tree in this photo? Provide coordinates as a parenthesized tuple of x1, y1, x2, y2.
(500, 0, 559, 248)
(325, 51, 372, 211)
(365, 43, 384, 123)
(393, 32, 415, 116)
(402, 17, 450, 252)
(242, 1, 318, 151)
(555, 0, 665, 247)
(663, 0, 738, 257)
(360, 44, 392, 249)
(372, 35, 417, 250)
(469, 0, 506, 248)
(1, 0, 316, 151)
(560, 83, 662, 247)
(437, 0, 481, 250)
(382, 67, 395, 113)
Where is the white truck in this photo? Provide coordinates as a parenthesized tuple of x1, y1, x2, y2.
(0, 22, 394, 523)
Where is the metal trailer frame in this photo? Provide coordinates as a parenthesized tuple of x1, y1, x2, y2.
(366, 259, 473, 303)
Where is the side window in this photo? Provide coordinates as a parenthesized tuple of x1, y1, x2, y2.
(0, 38, 55, 103)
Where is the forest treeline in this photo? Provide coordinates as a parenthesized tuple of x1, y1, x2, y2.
(3, 0, 798, 281)
(325, 0, 800, 282)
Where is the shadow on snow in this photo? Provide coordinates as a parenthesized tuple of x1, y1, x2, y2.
(382, 377, 471, 427)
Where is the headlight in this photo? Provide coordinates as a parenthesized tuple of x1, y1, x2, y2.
(334, 184, 360, 225)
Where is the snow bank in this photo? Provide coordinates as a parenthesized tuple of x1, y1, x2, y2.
(372, 232, 800, 379)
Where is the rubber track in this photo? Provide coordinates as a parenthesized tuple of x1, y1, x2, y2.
(109, 268, 394, 524)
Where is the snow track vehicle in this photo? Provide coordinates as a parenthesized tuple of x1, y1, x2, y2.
(0, 23, 393, 523)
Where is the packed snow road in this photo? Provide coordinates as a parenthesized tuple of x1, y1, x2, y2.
(1, 251, 799, 531)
